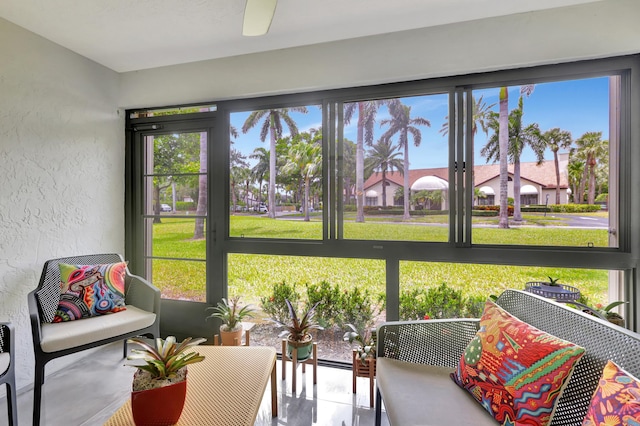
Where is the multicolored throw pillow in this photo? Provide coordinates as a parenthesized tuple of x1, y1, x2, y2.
(53, 262, 127, 322)
(583, 360, 640, 426)
(450, 300, 585, 426)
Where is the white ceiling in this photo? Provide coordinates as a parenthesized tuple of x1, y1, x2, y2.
(0, 0, 603, 73)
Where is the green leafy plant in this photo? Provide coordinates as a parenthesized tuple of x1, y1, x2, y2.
(400, 283, 482, 320)
(205, 296, 255, 331)
(547, 276, 561, 287)
(591, 301, 626, 320)
(342, 286, 378, 332)
(270, 299, 323, 342)
(261, 281, 299, 323)
(306, 281, 344, 328)
(343, 323, 377, 364)
(127, 336, 206, 391)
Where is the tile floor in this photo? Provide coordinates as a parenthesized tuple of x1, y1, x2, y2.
(0, 342, 389, 426)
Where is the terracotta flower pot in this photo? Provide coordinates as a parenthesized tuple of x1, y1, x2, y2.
(286, 334, 313, 361)
(219, 326, 243, 346)
(131, 379, 187, 426)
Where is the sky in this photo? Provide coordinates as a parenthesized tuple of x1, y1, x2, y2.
(231, 76, 610, 170)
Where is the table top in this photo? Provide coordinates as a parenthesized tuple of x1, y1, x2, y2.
(104, 345, 277, 426)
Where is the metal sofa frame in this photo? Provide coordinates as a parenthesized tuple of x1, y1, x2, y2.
(375, 289, 640, 426)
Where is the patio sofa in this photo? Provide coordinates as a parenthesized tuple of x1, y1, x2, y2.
(375, 289, 640, 425)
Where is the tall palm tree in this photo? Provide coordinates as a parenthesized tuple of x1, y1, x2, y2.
(281, 132, 322, 221)
(567, 159, 584, 203)
(229, 148, 249, 214)
(482, 97, 545, 222)
(250, 147, 269, 206)
(574, 131, 607, 204)
(344, 101, 385, 222)
(439, 94, 495, 137)
(242, 107, 308, 218)
(380, 102, 430, 218)
(540, 127, 573, 204)
(364, 138, 404, 208)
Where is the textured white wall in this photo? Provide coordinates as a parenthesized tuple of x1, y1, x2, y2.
(120, 0, 640, 108)
(0, 18, 123, 391)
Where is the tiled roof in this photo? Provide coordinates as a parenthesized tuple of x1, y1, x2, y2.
(363, 160, 567, 190)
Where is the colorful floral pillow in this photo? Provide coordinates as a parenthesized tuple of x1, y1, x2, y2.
(583, 360, 640, 426)
(450, 300, 585, 426)
(53, 262, 127, 322)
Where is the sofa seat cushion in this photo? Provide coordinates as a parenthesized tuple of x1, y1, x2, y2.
(40, 305, 156, 353)
(0, 353, 9, 375)
(377, 357, 497, 426)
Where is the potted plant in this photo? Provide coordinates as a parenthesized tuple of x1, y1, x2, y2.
(589, 301, 627, 327)
(343, 323, 377, 365)
(205, 296, 255, 346)
(271, 299, 323, 361)
(344, 323, 377, 407)
(126, 336, 205, 426)
(524, 277, 580, 302)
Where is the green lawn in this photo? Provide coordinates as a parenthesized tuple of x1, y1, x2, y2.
(151, 216, 610, 306)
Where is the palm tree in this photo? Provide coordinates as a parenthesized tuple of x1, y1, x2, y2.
(242, 107, 308, 218)
(229, 148, 249, 214)
(439, 94, 495, 137)
(482, 97, 545, 222)
(281, 132, 322, 221)
(364, 138, 404, 208)
(250, 147, 269, 206)
(540, 127, 573, 204)
(380, 101, 430, 218)
(497, 87, 510, 228)
(344, 101, 385, 222)
(574, 131, 608, 204)
(342, 139, 357, 205)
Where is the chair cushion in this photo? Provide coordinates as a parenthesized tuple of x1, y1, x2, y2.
(377, 357, 497, 426)
(583, 360, 640, 426)
(41, 305, 156, 353)
(53, 262, 127, 322)
(0, 353, 9, 376)
(451, 300, 585, 426)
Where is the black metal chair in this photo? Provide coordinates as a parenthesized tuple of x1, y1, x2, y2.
(0, 322, 18, 426)
(28, 254, 161, 426)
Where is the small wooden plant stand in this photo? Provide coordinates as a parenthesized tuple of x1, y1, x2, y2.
(281, 339, 318, 393)
(352, 349, 376, 407)
(213, 322, 254, 346)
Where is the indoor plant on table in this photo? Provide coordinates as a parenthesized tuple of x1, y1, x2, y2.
(127, 336, 206, 426)
(205, 296, 255, 346)
(271, 299, 323, 361)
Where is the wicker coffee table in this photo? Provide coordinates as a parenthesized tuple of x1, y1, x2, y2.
(104, 346, 277, 426)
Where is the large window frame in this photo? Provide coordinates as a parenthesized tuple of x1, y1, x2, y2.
(126, 56, 640, 336)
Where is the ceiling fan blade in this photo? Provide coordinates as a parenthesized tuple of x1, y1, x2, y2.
(243, 0, 278, 37)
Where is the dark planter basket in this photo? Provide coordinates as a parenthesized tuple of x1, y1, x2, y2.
(131, 378, 187, 426)
(524, 282, 580, 302)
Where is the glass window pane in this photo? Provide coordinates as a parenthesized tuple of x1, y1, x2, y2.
(341, 94, 450, 242)
(148, 218, 206, 259)
(227, 254, 386, 362)
(399, 261, 616, 322)
(150, 259, 206, 302)
(145, 132, 205, 176)
(229, 106, 322, 239)
(470, 77, 616, 248)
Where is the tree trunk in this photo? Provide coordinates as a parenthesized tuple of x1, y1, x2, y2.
(193, 131, 207, 239)
(381, 170, 387, 208)
(498, 87, 510, 229)
(577, 159, 589, 204)
(153, 185, 162, 224)
(513, 158, 522, 222)
(588, 156, 597, 204)
(403, 140, 410, 220)
(553, 150, 561, 205)
(355, 104, 365, 223)
(304, 177, 310, 221)
(268, 118, 277, 219)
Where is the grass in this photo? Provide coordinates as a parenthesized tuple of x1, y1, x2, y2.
(151, 216, 610, 307)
